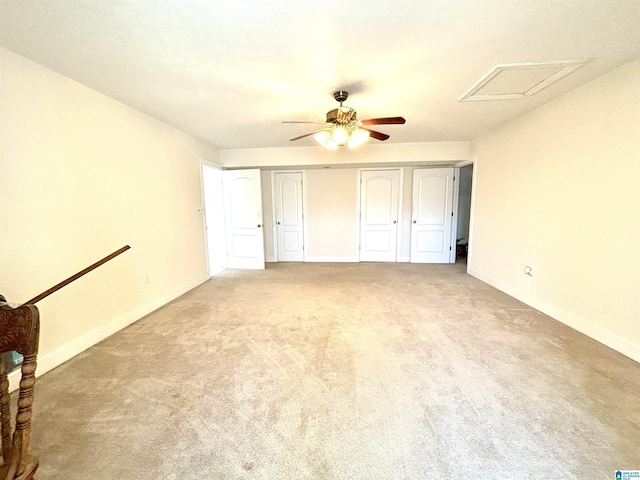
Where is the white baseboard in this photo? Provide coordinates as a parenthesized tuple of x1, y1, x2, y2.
(8, 274, 210, 392)
(398, 256, 411, 263)
(304, 256, 359, 263)
(468, 268, 640, 364)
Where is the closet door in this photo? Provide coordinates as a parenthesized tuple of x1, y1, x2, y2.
(359, 169, 400, 262)
(410, 168, 454, 263)
(273, 172, 304, 261)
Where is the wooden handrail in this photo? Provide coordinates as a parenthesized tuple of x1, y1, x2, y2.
(22, 245, 130, 305)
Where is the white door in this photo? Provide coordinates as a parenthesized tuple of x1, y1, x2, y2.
(274, 172, 304, 261)
(223, 169, 265, 269)
(202, 164, 227, 275)
(410, 168, 454, 263)
(360, 169, 400, 262)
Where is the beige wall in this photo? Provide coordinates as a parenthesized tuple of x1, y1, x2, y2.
(0, 47, 219, 385)
(260, 170, 276, 262)
(469, 57, 640, 362)
(304, 169, 359, 261)
(399, 167, 416, 261)
(260, 166, 456, 263)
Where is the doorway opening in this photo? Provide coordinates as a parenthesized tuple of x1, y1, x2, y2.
(455, 164, 473, 264)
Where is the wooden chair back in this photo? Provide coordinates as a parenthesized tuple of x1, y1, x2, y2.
(0, 304, 39, 480)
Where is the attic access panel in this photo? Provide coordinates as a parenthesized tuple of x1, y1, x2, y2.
(459, 61, 586, 101)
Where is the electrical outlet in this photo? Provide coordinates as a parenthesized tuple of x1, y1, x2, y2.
(144, 274, 150, 284)
(524, 266, 533, 276)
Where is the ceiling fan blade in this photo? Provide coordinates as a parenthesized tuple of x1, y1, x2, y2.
(361, 128, 390, 141)
(290, 129, 327, 141)
(282, 121, 328, 124)
(361, 117, 406, 125)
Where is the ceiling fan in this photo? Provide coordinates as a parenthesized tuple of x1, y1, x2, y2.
(283, 91, 406, 150)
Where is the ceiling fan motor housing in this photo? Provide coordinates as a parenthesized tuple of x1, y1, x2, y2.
(333, 90, 349, 103)
(325, 108, 358, 124)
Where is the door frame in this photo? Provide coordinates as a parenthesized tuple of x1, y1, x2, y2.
(270, 170, 307, 262)
(357, 167, 403, 262)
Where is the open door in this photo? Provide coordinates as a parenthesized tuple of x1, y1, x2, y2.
(202, 164, 227, 275)
(223, 169, 265, 269)
(410, 168, 454, 263)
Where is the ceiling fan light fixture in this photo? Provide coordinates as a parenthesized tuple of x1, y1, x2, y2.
(313, 130, 338, 150)
(347, 128, 370, 149)
(314, 124, 370, 150)
(330, 125, 349, 146)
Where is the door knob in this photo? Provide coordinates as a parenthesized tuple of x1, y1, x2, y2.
(412, 220, 417, 224)
(257, 224, 262, 228)
(392, 220, 397, 224)
(277, 221, 281, 225)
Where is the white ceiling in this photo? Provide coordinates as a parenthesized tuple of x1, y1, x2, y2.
(1, 1, 639, 149)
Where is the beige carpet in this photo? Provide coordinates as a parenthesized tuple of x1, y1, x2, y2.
(27, 262, 640, 479)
